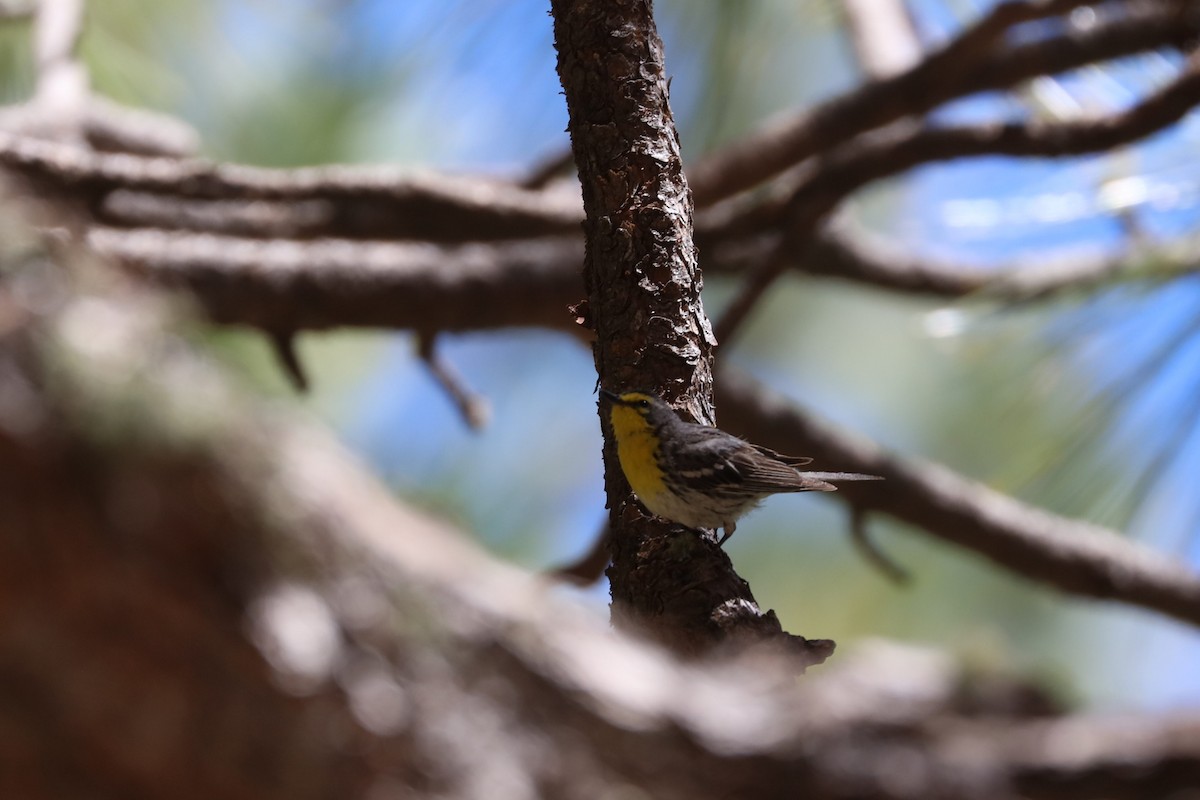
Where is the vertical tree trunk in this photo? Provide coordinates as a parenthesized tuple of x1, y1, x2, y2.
(551, 0, 831, 663)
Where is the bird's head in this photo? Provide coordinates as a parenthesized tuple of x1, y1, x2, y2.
(599, 389, 680, 431)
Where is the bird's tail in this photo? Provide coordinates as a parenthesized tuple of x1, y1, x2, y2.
(799, 471, 884, 483)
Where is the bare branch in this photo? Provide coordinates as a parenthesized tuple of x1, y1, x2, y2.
(717, 372, 1200, 630)
(709, 214, 1200, 303)
(5, 118, 1197, 321)
(417, 334, 490, 430)
(86, 228, 585, 333)
(82, 216, 1200, 343)
(548, 522, 610, 585)
(713, 49, 1200, 344)
(689, 1, 1198, 207)
(521, 147, 575, 189)
(799, 52, 1200, 205)
(0, 0, 198, 157)
(848, 506, 910, 585)
(77, 96, 200, 157)
(0, 132, 582, 240)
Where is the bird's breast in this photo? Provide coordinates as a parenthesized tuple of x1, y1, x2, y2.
(609, 408, 668, 500)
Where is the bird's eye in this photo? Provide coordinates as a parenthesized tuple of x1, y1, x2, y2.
(637, 399, 650, 410)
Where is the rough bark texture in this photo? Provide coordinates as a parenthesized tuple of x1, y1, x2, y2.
(550, 0, 830, 663)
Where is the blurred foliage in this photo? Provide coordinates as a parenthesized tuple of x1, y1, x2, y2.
(0, 16, 32, 104)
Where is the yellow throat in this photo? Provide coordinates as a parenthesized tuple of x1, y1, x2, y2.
(609, 403, 668, 499)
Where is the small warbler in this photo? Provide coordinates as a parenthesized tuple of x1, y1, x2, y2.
(601, 389, 881, 544)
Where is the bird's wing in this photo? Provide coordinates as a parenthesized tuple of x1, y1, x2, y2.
(670, 428, 834, 494)
(750, 444, 812, 468)
(732, 444, 837, 493)
(666, 426, 749, 492)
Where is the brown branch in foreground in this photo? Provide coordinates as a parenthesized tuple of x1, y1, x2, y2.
(717, 371, 1200, 630)
(6, 234, 1200, 799)
(713, 48, 1200, 345)
(688, 0, 1198, 207)
(0, 96, 202, 157)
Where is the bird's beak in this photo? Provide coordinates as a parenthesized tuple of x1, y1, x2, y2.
(598, 388, 620, 404)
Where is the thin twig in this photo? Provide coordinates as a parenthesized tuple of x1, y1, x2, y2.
(848, 507, 910, 585)
(268, 330, 309, 393)
(521, 148, 575, 189)
(548, 522, 611, 585)
(417, 334, 490, 431)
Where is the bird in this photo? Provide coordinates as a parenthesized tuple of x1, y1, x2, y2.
(600, 389, 882, 544)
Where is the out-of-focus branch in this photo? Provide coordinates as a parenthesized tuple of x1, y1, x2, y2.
(713, 49, 1200, 344)
(87, 228, 585, 333)
(417, 334, 491, 430)
(794, 52, 1200, 215)
(31, 0, 87, 133)
(84, 218, 1200, 338)
(0, 0, 35, 20)
(521, 147, 575, 189)
(4, 61, 1199, 344)
(710, 214, 1200, 302)
(689, 1, 1198, 207)
(0, 95, 202, 158)
(0, 132, 582, 240)
(5, 228, 1200, 799)
(3, 118, 1197, 321)
(717, 372, 1200, 630)
(7, 5, 1193, 236)
(0, 0, 195, 156)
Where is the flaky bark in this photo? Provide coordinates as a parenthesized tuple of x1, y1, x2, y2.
(550, 0, 830, 663)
